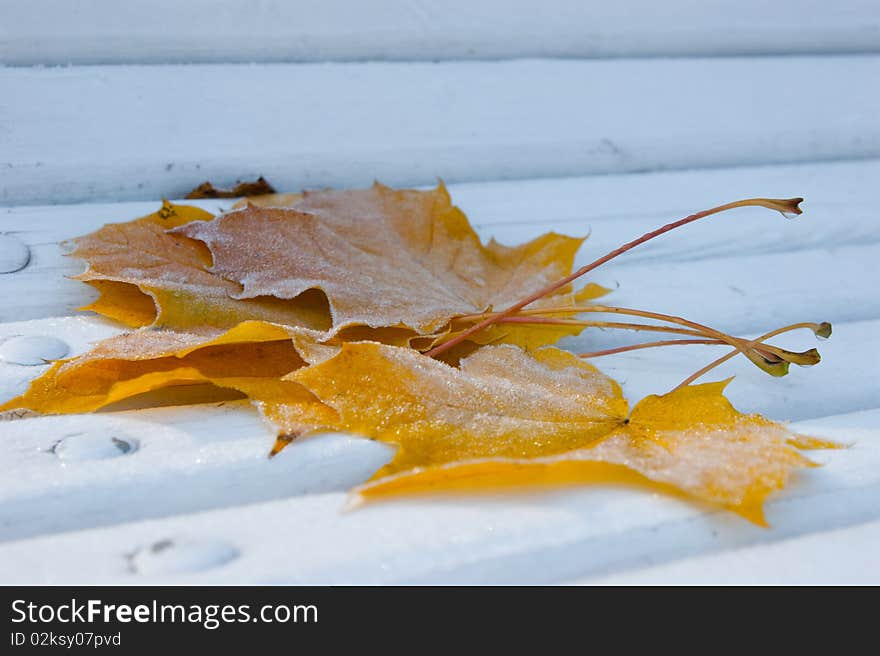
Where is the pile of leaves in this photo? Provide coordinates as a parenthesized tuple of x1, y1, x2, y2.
(1, 182, 838, 525)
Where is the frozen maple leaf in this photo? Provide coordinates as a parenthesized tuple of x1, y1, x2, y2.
(71, 201, 331, 331)
(287, 341, 628, 467)
(231, 192, 303, 209)
(0, 322, 336, 438)
(287, 342, 838, 524)
(177, 182, 596, 338)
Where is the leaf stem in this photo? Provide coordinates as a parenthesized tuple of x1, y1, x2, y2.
(426, 197, 802, 357)
(463, 306, 820, 375)
(466, 304, 753, 354)
(492, 316, 709, 338)
(673, 322, 826, 390)
(578, 339, 726, 358)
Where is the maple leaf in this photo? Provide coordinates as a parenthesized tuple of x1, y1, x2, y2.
(177, 183, 596, 342)
(231, 192, 304, 209)
(0, 322, 336, 438)
(287, 342, 838, 524)
(71, 201, 331, 331)
(185, 176, 276, 199)
(0, 184, 835, 531)
(288, 340, 627, 464)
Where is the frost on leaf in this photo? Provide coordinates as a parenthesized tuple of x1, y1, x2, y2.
(0, 182, 838, 525)
(0, 322, 337, 438)
(178, 183, 597, 340)
(71, 201, 332, 331)
(288, 342, 628, 470)
(287, 343, 836, 524)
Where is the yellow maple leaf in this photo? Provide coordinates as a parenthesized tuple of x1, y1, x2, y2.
(287, 341, 627, 467)
(0, 321, 336, 437)
(287, 342, 837, 524)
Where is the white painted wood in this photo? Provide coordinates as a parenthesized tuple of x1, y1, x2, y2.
(3, 161, 877, 336)
(3, 1, 879, 65)
(0, 408, 875, 584)
(3, 56, 879, 206)
(0, 399, 394, 544)
(7, 158, 878, 260)
(589, 517, 880, 584)
(0, 314, 875, 545)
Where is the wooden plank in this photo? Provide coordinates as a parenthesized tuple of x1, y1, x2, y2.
(590, 517, 880, 584)
(2, 57, 879, 205)
(0, 407, 875, 584)
(1, 155, 878, 553)
(0, 394, 394, 544)
(0, 313, 875, 545)
(3, 159, 878, 324)
(3, 1, 879, 65)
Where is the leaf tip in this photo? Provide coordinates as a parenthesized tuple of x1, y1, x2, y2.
(797, 347, 821, 367)
(738, 505, 770, 527)
(268, 434, 295, 459)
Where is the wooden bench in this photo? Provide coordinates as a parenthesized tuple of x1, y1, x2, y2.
(1, 1, 878, 583)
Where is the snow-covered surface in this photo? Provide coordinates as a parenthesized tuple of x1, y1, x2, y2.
(2, 5, 878, 583)
(1, 159, 879, 583)
(3, 1, 879, 65)
(3, 56, 880, 205)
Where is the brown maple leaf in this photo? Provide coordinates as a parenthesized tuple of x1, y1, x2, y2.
(70, 201, 331, 331)
(177, 182, 594, 337)
(185, 176, 276, 199)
